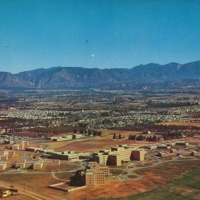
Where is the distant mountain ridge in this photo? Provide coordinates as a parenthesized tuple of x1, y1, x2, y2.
(1, 61, 200, 90)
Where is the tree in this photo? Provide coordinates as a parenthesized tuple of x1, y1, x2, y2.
(79, 129, 84, 134)
(73, 128, 77, 134)
(153, 135, 157, 141)
(93, 130, 97, 136)
(131, 135, 136, 140)
(98, 131, 102, 136)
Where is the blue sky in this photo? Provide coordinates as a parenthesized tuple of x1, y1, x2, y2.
(1, 0, 200, 73)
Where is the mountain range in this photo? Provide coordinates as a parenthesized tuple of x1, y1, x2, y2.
(1, 61, 200, 90)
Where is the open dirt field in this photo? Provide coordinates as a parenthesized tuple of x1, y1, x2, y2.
(0, 173, 71, 200)
(1, 158, 200, 200)
(68, 160, 200, 200)
(157, 122, 200, 127)
(42, 130, 146, 152)
(5, 194, 36, 200)
(7, 131, 43, 138)
(54, 138, 148, 152)
(2, 130, 200, 199)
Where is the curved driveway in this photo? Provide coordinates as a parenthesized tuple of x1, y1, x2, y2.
(118, 156, 200, 181)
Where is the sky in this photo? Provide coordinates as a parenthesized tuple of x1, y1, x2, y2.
(1, 0, 200, 73)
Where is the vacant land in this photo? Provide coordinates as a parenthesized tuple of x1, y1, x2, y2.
(3, 160, 200, 200)
(40, 131, 147, 152)
(68, 160, 200, 200)
(0, 173, 72, 200)
(5, 194, 36, 200)
(157, 122, 200, 127)
(99, 168, 200, 200)
(1, 133, 200, 199)
(41, 130, 142, 149)
(54, 137, 145, 152)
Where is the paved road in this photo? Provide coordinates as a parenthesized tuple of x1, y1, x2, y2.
(51, 171, 69, 182)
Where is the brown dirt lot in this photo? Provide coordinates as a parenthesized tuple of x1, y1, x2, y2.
(5, 194, 36, 200)
(68, 160, 200, 200)
(67, 174, 167, 200)
(7, 131, 40, 138)
(42, 130, 149, 152)
(2, 130, 200, 199)
(54, 138, 148, 152)
(0, 159, 200, 200)
(0, 173, 71, 200)
(157, 122, 200, 127)
(68, 178, 148, 200)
